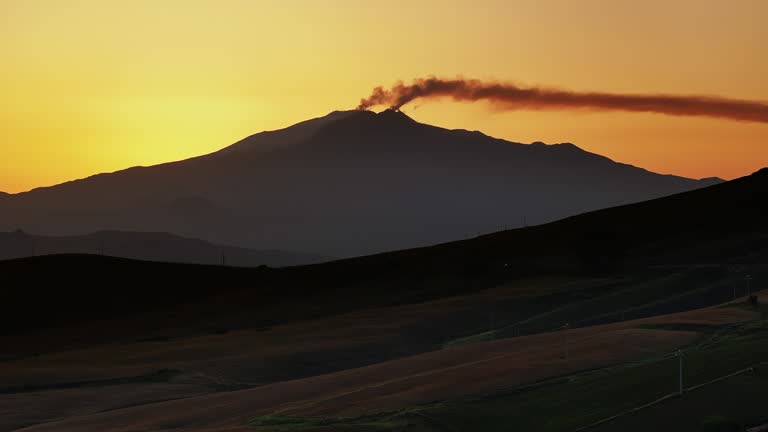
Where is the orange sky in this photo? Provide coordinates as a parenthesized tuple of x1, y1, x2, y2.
(1, 0, 767, 193)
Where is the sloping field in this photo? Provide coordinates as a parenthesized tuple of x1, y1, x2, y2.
(420, 310, 768, 432)
(1, 268, 749, 390)
(0, 382, 209, 432)
(587, 368, 768, 432)
(14, 305, 757, 432)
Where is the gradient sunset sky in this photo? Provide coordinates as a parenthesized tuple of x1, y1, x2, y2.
(2, 0, 767, 193)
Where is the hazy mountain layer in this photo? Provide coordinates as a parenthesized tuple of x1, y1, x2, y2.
(0, 230, 331, 267)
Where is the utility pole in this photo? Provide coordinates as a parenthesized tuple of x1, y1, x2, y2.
(677, 350, 684, 395)
(746, 274, 752, 297)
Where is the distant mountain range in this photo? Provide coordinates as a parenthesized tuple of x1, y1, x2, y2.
(0, 230, 332, 267)
(0, 109, 722, 257)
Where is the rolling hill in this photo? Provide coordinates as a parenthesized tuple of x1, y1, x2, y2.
(0, 230, 331, 267)
(0, 109, 721, 257)
(1, 167, 764, 348)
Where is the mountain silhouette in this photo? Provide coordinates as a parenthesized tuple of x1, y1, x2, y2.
(0, 230, 332, 266)
(0, 109, 723, 257)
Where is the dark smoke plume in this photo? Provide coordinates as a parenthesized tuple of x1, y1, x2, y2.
(357, 77, 768, 123)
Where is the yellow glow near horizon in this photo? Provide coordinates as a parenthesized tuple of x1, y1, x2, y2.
(1, 0, 767, 193)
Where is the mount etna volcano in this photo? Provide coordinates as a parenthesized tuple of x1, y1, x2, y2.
(0, 109, 721, 257)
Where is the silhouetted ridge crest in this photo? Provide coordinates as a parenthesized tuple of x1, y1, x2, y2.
(310, 108, 423, 140)
(377, 108, 416, 122)
(548, 142, 586, 153)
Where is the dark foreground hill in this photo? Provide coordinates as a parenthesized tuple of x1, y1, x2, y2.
(0, 230, 331, 267)
(1, 168, 765, 342)
(0, 109, 721, 257)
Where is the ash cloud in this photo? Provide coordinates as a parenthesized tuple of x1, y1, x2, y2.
(357, 77, 768, 123)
